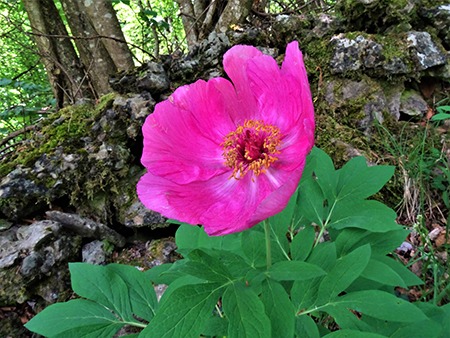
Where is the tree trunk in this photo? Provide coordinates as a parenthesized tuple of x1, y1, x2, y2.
(176, 0, 254, 50)
(22, 0, 87, 108)
(60, 0, 117, 97)
(82, 0, 134, 71)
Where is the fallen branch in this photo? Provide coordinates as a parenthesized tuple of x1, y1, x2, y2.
(0, 125, 35, 148)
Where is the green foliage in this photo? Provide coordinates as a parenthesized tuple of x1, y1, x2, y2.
(0, 1, 53, 138)
(25, 148, 447, 337)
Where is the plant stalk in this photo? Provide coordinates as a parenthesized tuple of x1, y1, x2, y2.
(264, 219, 272, 268)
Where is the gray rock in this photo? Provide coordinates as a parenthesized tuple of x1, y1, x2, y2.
(406, 31, 447, 71)
(385, 82, 405, 120)
(330, 34, 362, 73)
(46, 211, 126, 247)
(82, 240, 108, 265)
(136, 62, 170, 94)
(123, 200, 167, 228)
(0, 221, 81, 305)
(113, 92, 155, 124)
(310, 13, 344, 38)
(399, 90, 428, 116)
(420, 5, 450, 47)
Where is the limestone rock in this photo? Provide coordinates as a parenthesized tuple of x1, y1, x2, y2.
(82, 240, 108, 265)
(136, 62, 170, 94)
(46, 211, 126, 247)
(406, 31, 447, 71)
(399, 90, 428, 117)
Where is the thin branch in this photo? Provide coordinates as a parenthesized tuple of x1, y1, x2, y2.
(0, 125, 35, 148)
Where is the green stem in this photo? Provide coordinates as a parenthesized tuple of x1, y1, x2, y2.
(264, 219, 272, 269)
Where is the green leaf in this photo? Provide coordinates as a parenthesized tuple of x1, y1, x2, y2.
(106, 264, 158, 321)
(181, 249, 233, 282)
(69, 263, 135, 323)
(334, 228, 367, 257)
(291, 242, 337, 312)
(223, 280, 271, 338)
(158, 275, 206, 308)
(375, 256, 423, 286)
(0, 78, 12, 86)
(336, 157, 394, 202)
(51, 323, 126, 338)
(261, 278, 295, 338)
(361, 310, 441, 338)
(269, 189, 298, 257)
(140, 283, 224, 338)
(360, 259, 406, 288)
(241, 229, 266, 267)
(322, 330, 388, 338)
(330, 200, 399, 232)
(145, 263, 173, 284)
(291, 225, 316, 261)
(322, 304, 372, 331)
(202, 314, 228, 337)
(175, 224, 242, 256)
(432, 113, 450, 120)
(24, 299, 125, 337)
(297, 178, 326, 226)
(309, 147, 338, 203)
(268, 260, 326, 281)
(295, 315, 320, 338)
(351, 229, 410, 257)
(324, 290, 427, 323)
(316, 244, 371, 305)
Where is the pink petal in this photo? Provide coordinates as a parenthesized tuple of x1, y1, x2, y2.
(137, 169, 280, 236)
(141, 79, 237, 185)
(249, 165, 306, 225)
(282, 42, 315, 145)
(223, 45, 262, 123)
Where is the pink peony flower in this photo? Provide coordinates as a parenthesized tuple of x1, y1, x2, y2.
(137, 41, 315, 236)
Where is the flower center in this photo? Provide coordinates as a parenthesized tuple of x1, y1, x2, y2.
(221, 120, 283, 182)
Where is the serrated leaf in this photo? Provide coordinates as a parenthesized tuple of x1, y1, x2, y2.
(106, 264, 158, 321)
(324, 290, 427, 323)
(268, 261, 326, 281)
(69, 263, 135, 323)
(223, 280, 271, 338)
(140, 283, 224, 338)
(261, 278, 295, 338)
(322, 330, 388, 338)
(295, 315, 320, 338)
(361, 259, 406, 288)
(291, 225, 316, 261)
(316, 244, 371, 305)
(330, 200, 399, 232)
(24, 299, 125, 337)
(181, 249, 233, 282)
(241, 229, 266, 267)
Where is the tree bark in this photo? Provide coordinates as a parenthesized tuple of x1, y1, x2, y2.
(82, 0, 134, 71)
(176, 0, 254, 50)
(60, 0, 116, 96)
(22, 0, 87, 108)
